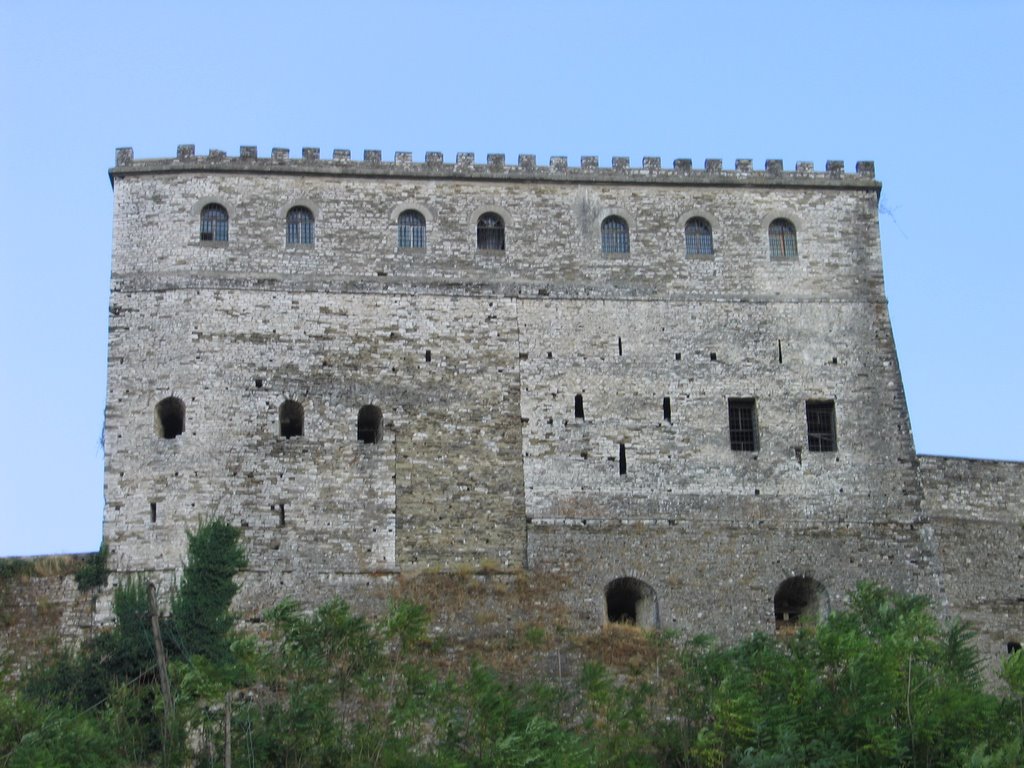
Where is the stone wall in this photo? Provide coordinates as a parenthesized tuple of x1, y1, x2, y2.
(921, 456, 1024, 667)
(0, 556, 101, 677)
(100, 147, 933, 638)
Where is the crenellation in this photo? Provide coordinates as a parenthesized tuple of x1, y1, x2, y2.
(108, 147, 886, 191)
(856, 160, 875, 178)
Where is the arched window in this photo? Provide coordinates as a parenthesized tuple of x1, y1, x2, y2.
(477, 212, 505, 251)
(200, 203, 229, 242)
(684, 217, 713, 256)
(601, 216, 630, 254)
(774, 576, 828, 633)
(155, 397, 185, 439)
(286, 206, 315, 245)
(279, 400, 304, 438)
(604, 577, 658, 627)
(768, 218, 797, 260)
(398, 210, 426, 249)
(357, 404, 383, 444)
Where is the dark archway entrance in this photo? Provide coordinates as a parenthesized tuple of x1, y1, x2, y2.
(774, 576, 828, 633)
(604, 577, 658, 628)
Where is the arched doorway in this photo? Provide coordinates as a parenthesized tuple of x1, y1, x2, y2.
(774, 575, 828, 634)
(604, 577, 658, 628)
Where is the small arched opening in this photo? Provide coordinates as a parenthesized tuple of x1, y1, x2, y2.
(279, 400, 304, 438)
(155, 397, 185, 439)
(774, 576, 828, 634)
(604, 577, 658, 628)
(357, 404, 383, 444)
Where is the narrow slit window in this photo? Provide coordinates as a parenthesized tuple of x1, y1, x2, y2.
(663, 396, 671, 422)
(574, 393, 585, 420)
(398, 210, 426, 249)
(806, 400, 837, 452)
(358, 404, 383, 444)
(286, 206, 315, 245)
(619, 443, 627, 475)
(728, 398, 758, 451)
(768, 218, 797, 260)
(684, 217, 713, 256)
(280, 399, 304, 438)
(601, 216, 630, 254)
(155, 397, 185, 439)
(199, 203, 229, 242)
(477, 212, 505, 251)
(150, 502, 157, 523)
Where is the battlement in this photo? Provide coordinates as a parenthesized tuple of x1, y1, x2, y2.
(112, 146, 877, 189)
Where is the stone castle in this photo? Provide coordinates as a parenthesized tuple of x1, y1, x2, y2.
(25, 145, 1024, 669)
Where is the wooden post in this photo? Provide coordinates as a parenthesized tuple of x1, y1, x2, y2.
(224, 691, 232, 768)
(147, 582, 175, 749)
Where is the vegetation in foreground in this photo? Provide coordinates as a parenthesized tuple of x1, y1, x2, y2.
(2, 522, 1022, 767)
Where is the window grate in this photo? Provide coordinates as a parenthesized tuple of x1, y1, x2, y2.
(806, 400, 837, 452)
(728, 398, 758, 451)
(398, 210, 426, 249)
(769, 218, 797, 260)
(286, 207, 314, 245)
(477, 213, 505, 251)
(200, 204, 229, 242)
(684, 217, 713, 255)
(601, 216, 630, 254)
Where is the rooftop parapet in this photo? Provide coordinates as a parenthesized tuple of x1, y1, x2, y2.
(110, 146, 879, 189)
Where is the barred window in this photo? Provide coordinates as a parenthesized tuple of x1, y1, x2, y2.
(601, 216, 630, 254)
(806, 400, 837, 452)
(769, 218, 797, 260)
(286, 206, 315, 245)
(398, 210, 426, 249)
(684, 217, 713, 256)
(477, 212, 505, 251)
(280, 399, 304, 438)
(728, 398, 758, 451)
(199, 203, 229, 242)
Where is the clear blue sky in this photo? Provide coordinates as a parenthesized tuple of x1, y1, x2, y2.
(1, 1, 1021, 556)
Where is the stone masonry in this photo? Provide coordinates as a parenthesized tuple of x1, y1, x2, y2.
(85, 146, 1022, 670)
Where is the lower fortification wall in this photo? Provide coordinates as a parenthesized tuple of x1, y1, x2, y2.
(921, 456, 1024, 669)
(0, 556, 105, 679)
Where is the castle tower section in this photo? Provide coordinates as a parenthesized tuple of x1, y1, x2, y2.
(104, 148, 930, 628)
